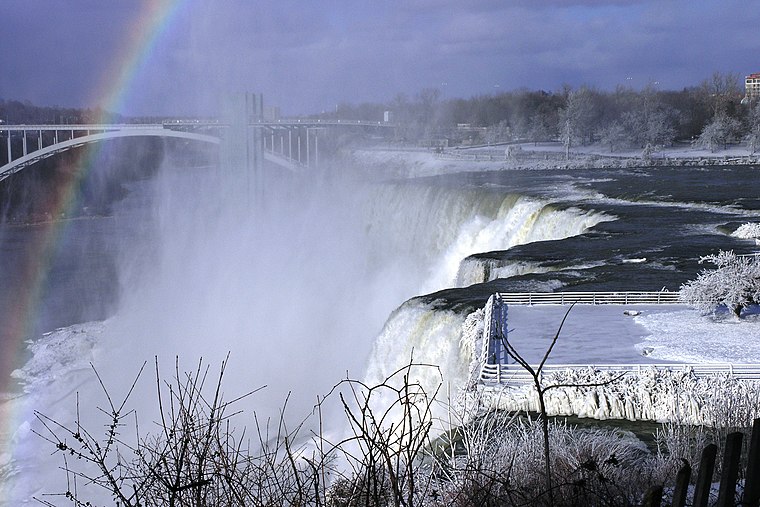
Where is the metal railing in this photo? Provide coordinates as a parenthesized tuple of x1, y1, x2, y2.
(495, 291, 683, 305)
(480, 363, 760, 385)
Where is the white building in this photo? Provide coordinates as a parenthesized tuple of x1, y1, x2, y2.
(746, 72, 760, 101)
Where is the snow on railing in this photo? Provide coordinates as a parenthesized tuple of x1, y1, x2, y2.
(495, 291, 682, 305)
(480, 363, 760, 385)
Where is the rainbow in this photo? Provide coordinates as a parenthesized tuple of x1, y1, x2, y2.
(1, 0, 189, 497)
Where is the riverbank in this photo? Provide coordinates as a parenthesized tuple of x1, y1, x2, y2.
(350, 141, 760, 177)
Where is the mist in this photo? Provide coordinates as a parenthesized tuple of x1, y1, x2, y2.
(89, 150, 614, 423)
(91, 158, 411, 423)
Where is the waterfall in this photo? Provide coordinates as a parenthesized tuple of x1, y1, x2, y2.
(362, 180, 613, 292)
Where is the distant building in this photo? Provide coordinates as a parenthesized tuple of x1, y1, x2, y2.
(745, 72, 760, 101)
(383, 110, 393, 123)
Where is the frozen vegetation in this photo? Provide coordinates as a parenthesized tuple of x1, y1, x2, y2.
(680, 250, 760, 317)
(351, 140, 760, 179)
(733, 222, 760, 240)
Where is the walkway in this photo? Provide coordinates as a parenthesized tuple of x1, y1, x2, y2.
(478, 292, 760, 387)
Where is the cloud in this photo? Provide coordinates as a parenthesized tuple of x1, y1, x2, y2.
(1, 0, 758, 115)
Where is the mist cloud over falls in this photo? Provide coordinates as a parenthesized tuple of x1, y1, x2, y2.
(101, 166, 614, 405)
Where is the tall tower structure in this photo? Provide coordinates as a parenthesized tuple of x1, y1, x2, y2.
(220, 92, 265, 206)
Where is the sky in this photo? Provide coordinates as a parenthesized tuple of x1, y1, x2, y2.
(1, 0, 759, 117)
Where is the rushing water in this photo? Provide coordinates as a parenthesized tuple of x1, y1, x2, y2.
(2, 152, 760, 503)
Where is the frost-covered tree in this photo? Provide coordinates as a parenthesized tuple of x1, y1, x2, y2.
(680, 250, 760, 317)
(644, 109, 677, 147)
(559, 87, 598, 156)
(748, 102, 760, 153)
(618, 94, 677, 149)
(750, 125, 760, 154)
(597, 121, 627, 152)
(527, 111, 553, 144)
(732, 222, 760, 240)
(483, 119, 510, 144)
(693, 114, 743, 152)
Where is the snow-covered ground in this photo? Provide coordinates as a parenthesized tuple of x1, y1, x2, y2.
(635, 307, 760, 363)
(517, 141, 760, 161)
(353, 141, 760, 177)
(504, 304, 760, 364)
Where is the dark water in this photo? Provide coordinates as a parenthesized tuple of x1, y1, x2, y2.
(420, 165, 760, 311)
(0, 219, 120, 333)
(0, 183, 152, 386)
(0, 220, 118, 387)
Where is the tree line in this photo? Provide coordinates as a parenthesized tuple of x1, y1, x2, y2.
(4, 71, 760, 153)
(0, 98, 124, 125)
(324, 72, 760, 153)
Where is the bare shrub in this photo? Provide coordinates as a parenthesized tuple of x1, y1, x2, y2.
(34, 351, 747, 507)
(33, 355, 325, 506)
(321, 361, 443, 507)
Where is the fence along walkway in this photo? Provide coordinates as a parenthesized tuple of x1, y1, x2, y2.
(496, 291, 683, 305)
(480, 292, 760, 385)
(480, 362, 760, 385)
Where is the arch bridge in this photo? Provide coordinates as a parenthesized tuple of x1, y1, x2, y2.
(0, 118, 395, 183)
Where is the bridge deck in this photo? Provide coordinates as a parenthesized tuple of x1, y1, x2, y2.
(0, 125, 303, 179)
(0, 119, 395, 131)
(0, 119, 392, 177)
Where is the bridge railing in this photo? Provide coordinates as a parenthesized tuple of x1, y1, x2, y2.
(0, 124, 170, 132)
(0, 120, 396, 131)
(480, 363, 760, 385)
(495, 291, 682, 305)
(0, 123, 307, 175)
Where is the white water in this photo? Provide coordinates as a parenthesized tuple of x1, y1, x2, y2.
(441, 203, 611, 289)
(362, 300, 471, 419)
(363, 182, 613, 291)
(457, 259, 608, 287)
